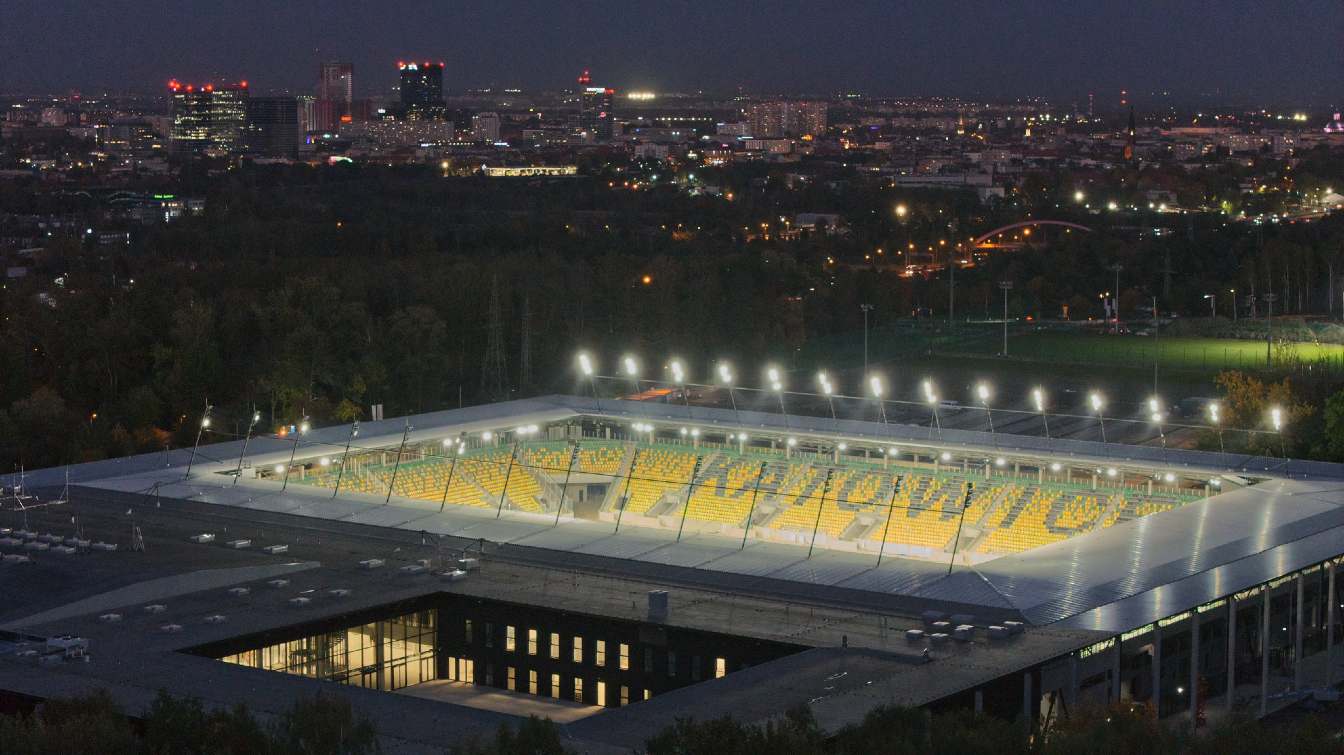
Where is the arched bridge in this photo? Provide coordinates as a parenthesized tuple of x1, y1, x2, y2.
(971, 220, 1093, 248)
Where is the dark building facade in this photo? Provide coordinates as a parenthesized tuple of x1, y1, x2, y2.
(169, 80, 249, 155)
(245, 96, 299, 157)
(315, 61, 354, 131)
(398, 61, 444, 116)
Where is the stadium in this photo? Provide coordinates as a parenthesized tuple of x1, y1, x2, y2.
(2, 369, 1343, 750)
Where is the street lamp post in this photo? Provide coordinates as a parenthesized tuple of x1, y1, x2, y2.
(1109, 263, 1124, 334)
(1230, 289, 1238, 322)
(1207, 402, 1224, 453)
(1032, 387, 1050, 439)
(1263, 293, 1278, 367)
(870, 374, 888, 425)
(1090, 392, 1107, 443)
(1148, 397, 1167, 449)
(998, 281, 1013, 356)
(1271, 406, 1285, 457)
(1204, 293, 1216, 319)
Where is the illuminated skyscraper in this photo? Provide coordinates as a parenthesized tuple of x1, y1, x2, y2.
(399, 61, 444, 115)
(315, 61, 354, 130)
(745, 101, 827, 138)
(169, 80, 249, 154)
(576, 71, 614, 139)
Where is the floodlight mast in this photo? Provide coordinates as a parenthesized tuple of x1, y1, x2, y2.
(232, 408, 263, 486)
(718, 362, 741, 425)
(767, 366, 789, 430)
(923, 379, 942, 440)
(184, 403, 213, 479)
(1207, 402, 1224, 453)
(280, 414, 310, 492)
(869, 375, 888, 425)
(332, 421, 359, 498)
(623, 355, 640, 395)
(1149, 397, 1167, 450)
(577, 352, 600, 413)
(1032, 387, 1050, 439)
(976, 382, 994, 439)
(1090, 392, 1107, 443)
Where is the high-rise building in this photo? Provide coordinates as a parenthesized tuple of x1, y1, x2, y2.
(245, 96, 299, 156)
(577, 72, 614, 140)
(398, 61, 444, 115)
(169, 80, 249, 154)
(315, 62, 354, 131)
(745, 101, 827, 138)
(472, 111, 501, 143)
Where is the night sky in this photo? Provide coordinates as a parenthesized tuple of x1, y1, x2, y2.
(4, 0, 1340, 105)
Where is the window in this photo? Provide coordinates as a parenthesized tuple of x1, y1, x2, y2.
(643, 647, 654, 673)
(691, 655, 701, 681)
(573, 636, 583, 664)
(484, 622, 493, 648)
(507, 666, 516, 691)
(643, 688, 652, 701)
(527, 628, 538, 656)
(619, 643, 630, 671)
(550, 632, 560, 660)
(550, 673, 561, 699)
(620, 685, 629, 706)
(529, 670, 538, 695)
(596, 680, 607, 707)
(667, 651, 677, 678)
(595, 640, 606, 667)
(573, 677, 584, 703)
(464, 619, 473, 645)
(505, 625, 516, 652)
(715, 657, 727, 678)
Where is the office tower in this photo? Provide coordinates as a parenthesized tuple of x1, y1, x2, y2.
(246, 96, 299, 156)
(577, 70, 614, 139)
(398, 61, 444, 115)
(472, 111, 501, 143)
(169, 80, 249, 154)
(315, 61, 354, 130)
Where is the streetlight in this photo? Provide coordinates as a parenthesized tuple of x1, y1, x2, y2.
(922, 379, 942, 439)
(1074, 190, 1086, 203)
(869, 374, 888, 425)
(1203, 293, 1216, 319)
(1148, 397, 1166, 449)
(1229, 289, 1237, 322)
(1207, 401, 1224, 453)
(578, 351, 600, 412)
(1089, 392, 1107, 443)
(976, 382, 994, 437)
(998, 281, 1013, 355)
(184, 403, 213, 478)
(1108, 263, 1123, 334)
(1270, 406, 1285, 457)
(1032, 387, 1050, 439)
(817, 370, 838, 425)
(622, 355, 640, 395)
(281, 414, 310, 492)
(767, 366, 788, 429)
(717, 361, 740, 425)
(894, 203, 908, 220)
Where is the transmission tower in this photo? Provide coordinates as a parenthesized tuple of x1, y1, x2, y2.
(481, 276, 508, 401)
(519, 293, 533, 391)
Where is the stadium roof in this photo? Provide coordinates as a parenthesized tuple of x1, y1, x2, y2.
(19, 394, 1344, 635)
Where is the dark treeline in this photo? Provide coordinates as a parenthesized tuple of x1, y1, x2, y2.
(2, 153, 1344, 470)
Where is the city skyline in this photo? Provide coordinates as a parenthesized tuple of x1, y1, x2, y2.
(4, 0, 1342, 105)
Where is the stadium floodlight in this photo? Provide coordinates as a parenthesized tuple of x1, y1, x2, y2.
(331, 420, 360, 498)
(274, 464, 285, 475)
(1089, 392, 1107, 443)
(185, 403, 215, 479)
(717, 361, 741, 424)
(786, 437, 797, 447)
(1207, 401, 1224, 452)
(690, 428, 700, 438)
(995, 457, 1006, 468)
(816, 370, 839, 426)
(837, 442, 847, 451)
(766, 365, 789, 429)
(1148, 396, 1167, 449)
(922, 379, 942, 439)
(282, 414, 312, 492)
(320, 457, 331, 467)
(1270, 406, 1286, 457)
(481, 430, 493, 442)
(975, 382, 995, 437)
(940, 451, 952, 462)
(869, 374, 888, 425)
(1031, 387, 1050, 439)
(233, 407, 264, 486)
(622, 354, 640, 394)
(577, 352, 594, 377)
(1049, 462, 1062, 473)
(1106, 467, 1118, 478)
(669, 358, 692, 418)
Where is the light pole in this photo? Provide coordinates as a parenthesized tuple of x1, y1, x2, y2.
(184, 403, 213, 479)
(1263, 293, 1277, 367)
(578, 352, 599, 412)
(670, 359, 691, 419)
(1203, 294, 1216, 319)
(817, 371, 838, 427)
(1090, 392, 1107, 443)
(622, 355, 640, 396)
(1270, 406, 1285, 457)
(332, 421, 359, 498)
(1207, 402, 1224, 453)
(1148, 397, 1167, 449)
(280, 415, 310, 492)
(767, 366, 788, 431)
(923, 379, 942, 440)
(1032, 387, 1050, 439)
(998, 281, 1013, 356)
(717, 362, 740, 425)
(976, 382, 994, 438)
(1229, 289, 1238, 322)
(869, 374, 888, 425)
(232, 408, 262, 485)
(860, 303, 874, 377)
(1109, 263, 1124, 333)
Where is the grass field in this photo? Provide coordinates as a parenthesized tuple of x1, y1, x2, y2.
(996, 333, 1344, 373)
